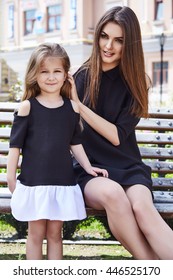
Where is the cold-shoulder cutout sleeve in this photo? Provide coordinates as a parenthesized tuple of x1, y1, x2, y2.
(9, 111, 29, 148)
(70, 113, 82, 145)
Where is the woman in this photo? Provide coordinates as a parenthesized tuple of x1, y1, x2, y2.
(71, 6, 173, 259)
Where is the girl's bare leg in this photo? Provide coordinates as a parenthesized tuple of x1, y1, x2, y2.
(46, 220, 63, 260)
(26, 220, 46, 260)
(126, 185, 173, 260)
(84, 177, 158, 260)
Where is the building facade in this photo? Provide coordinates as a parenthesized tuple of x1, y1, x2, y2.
(0, 0, 173, 106)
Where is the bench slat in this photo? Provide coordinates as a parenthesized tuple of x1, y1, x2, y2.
(139, 147, 173, 159)
(154, 204, 173, 218)
(0, 127, 11, 138)
(137, 119, 173, 131)
(153, 191, 173, 202)
(149, 108, 173, 118)
(0, 175, 172, 189)
(143, 160, 173, 173)
(136, 132, 173, 144)
(152, 178, 173, 189)
(1, 199, 173, 217)
(0, 142, 9, 153)
(0, 102, 19, 112)
(0, 197, 11, 213)
(0, 156, 21, 168)
(0, 189, 173, 218)
(0, 112, 14, 124)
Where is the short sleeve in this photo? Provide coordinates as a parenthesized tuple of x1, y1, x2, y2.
(70, 113, 82, 145)
(116, 106, 140, 143)
(9, 111, 29, 148)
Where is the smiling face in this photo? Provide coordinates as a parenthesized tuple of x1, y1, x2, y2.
(36, 56, 66, 95)
(99, 22, 123, 71)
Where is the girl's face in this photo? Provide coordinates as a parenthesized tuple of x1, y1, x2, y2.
(99, 22, 123, 71)
(37, 56, 66, 95)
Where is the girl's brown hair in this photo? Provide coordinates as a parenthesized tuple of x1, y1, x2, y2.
(76, 6, 150, 117)
(22, 43, 71, 100)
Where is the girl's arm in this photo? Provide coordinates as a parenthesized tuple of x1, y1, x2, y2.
(7, 100, 30, 193)
(7, 148, 20, 193)
(68, 74, 120, 146)
(71, 144, 108, 177)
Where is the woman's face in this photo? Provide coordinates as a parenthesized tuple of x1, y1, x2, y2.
(99, 22, 123, 71)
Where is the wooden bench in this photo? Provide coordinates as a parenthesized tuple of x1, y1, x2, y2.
(0, 102, 173, 220)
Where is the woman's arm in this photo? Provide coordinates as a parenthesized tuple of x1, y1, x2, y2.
(7, 148, 20, 193)
(71, 144, 108, 177)
(69, 74, 120, 146)
(78, 102, 120, 146)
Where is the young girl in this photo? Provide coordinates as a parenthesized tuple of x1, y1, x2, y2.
(7, 43, 108, 260)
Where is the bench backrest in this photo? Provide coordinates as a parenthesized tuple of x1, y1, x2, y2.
(136, 108, 173, 191)
(0, 103, 173, 191)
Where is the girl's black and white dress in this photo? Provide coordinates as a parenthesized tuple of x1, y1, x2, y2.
(10, 97, 86, 222)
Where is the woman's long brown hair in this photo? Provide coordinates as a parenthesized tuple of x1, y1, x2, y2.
(76, 6, 150, 117)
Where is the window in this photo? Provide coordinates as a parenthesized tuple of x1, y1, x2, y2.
(8, 4, 14, 38)
(155, 0, 163, 20)
(47, 5, 62, 32)
(70, 0, 77, 29)
(24, 10, 36, 35)
(152, 61, 168, 87)
(106, 1, 123, 10)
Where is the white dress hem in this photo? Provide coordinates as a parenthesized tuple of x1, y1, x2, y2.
(11, 181, 87, 222)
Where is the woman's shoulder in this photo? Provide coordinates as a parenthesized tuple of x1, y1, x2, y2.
(17, 100, 31, 116)
(73, 66, 88, 81)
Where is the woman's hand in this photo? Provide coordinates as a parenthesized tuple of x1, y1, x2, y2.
(85, 166, 109, 178)
(68, 73, 80, 104)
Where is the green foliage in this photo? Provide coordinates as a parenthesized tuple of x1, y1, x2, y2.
(9, 79, 23, 102)
(0, 214, 27, 238)
(165, 219, 173, 230)
(63, 220, 80, 239)
(63, 216, 114, 240)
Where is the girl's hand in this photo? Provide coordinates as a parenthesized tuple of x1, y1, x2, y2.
(8, 182, 16, 194)
(86, 166, 109, 178)
(68, 73, 80, 104)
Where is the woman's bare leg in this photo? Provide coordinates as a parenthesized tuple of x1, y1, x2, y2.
(84, 177, 158, 259)
(46, 220, 63, 260)
(26, 220, 46, 260)
(126, 185, 173, 260)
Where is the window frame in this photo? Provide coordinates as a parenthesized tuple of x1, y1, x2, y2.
(8, 4, 15, 39)
(69, 0, 77, 30)
(152, 61, 168, 87)
(24, 9, 36, 35)
(46, 5, 62, 32)
(154, 0, 163, 21)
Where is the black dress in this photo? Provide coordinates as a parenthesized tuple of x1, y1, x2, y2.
(73, 66, 152, 192)
(9, 97, 86, 221)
